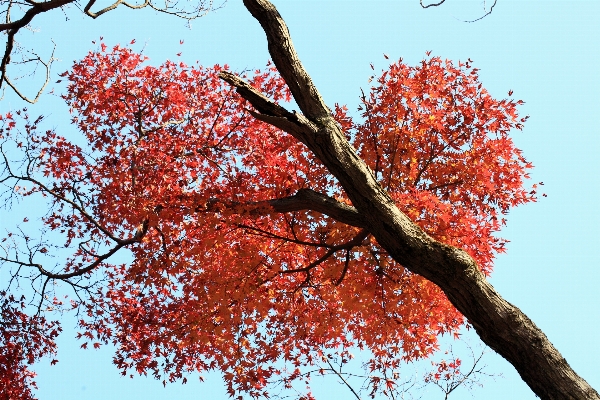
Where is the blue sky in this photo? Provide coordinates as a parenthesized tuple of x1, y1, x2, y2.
(1, 1, 599, 399)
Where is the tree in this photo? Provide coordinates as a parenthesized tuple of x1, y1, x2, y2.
(0, 1, 598, 399)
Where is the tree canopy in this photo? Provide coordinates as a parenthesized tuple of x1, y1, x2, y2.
(1, 1, 598, 399)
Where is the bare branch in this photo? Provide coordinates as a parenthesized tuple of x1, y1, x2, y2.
(420, 0, 498, 22)
(420, 0, 446, 8)
(324, 356, 362, 400)
(0, 0, 74, 32)
(464, 0, 497, 23)
(84, 0, 125, 18)
(10, 173, 126, 244)
(0, 224, 146, 281)
(2, 41, 56, 103)
(0, 0, 222, 100)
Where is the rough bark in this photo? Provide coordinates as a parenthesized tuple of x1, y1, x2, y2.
(221, 1, 600, 399)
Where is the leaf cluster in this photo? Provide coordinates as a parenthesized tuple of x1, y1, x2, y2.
(0, 44, 534, 398)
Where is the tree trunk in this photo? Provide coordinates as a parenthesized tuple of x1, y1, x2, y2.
(225, 1, 600, 398)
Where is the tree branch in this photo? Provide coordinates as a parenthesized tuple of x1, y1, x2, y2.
(268, 189, 365, 228)
(0, 229, 143, 280)
(219, 70, 314, 144)
(420, 0, 446, 8)
(0, 0, 75, 32)
(464, 0, 498, 23)
(232, 1, 600, 398)
(324, 356, 362, 400)
(242, 0, 330, 120)
(0, 0, 73, 99)
(194, 188, 366, 229)
(0, 0, 220, 100)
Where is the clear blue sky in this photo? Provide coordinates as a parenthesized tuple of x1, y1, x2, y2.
(1, 1, 599, 399)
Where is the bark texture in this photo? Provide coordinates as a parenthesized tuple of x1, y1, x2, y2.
(222, 1, 600, 399)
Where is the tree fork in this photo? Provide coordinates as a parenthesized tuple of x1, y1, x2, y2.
(234, 0, 600, 398)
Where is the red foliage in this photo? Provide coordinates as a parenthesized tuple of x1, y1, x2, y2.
(0, 45, 534, 398)
(0, 293, 60, 400)
(351, 56, 533, 275)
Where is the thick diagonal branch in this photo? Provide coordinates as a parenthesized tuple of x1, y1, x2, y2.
(231, 1, 599, 399)
(219, 70, 315, 145)
(242, 0, 330, 119)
